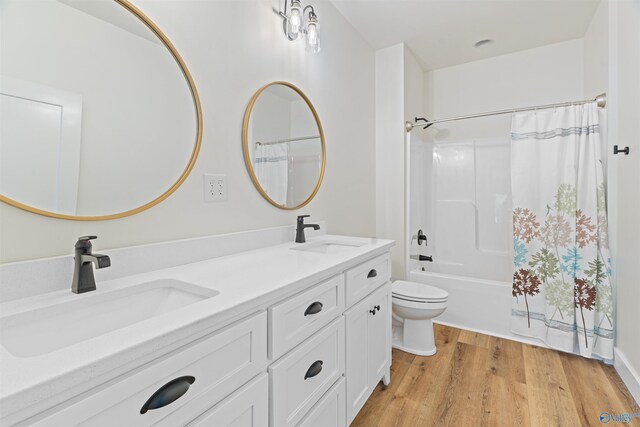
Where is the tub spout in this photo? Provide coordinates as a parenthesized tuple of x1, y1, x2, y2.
(410, 255, 433, 262)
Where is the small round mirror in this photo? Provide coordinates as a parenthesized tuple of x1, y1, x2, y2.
(242, 82, 325, 209)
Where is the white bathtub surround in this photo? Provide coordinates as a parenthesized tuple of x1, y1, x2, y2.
(407, 269, 546, 345)
(510, 104, 613, 362)
(0, 230, 393, 425)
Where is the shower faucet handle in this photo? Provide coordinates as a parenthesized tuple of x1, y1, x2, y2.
(417, 230, 427, 246)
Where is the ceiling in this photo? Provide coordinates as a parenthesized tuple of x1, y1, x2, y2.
(329, 0, 601, 70)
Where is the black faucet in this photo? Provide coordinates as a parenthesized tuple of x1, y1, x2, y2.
(72, 236, 111, 294)
(295, 215, 320, 243)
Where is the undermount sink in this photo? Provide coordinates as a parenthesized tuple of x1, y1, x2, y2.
(0, 279, 218, 358)
(291, 240, 366, 255)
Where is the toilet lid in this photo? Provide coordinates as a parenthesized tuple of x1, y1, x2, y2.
(392, 280, 448, 302)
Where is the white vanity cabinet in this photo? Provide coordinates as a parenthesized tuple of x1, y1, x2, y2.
(263, 253, 390, 427)
(266, 253, 391, 427)
(9, 246, 392, 427)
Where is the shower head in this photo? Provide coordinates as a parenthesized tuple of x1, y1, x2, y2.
(415, 117, 434, 130)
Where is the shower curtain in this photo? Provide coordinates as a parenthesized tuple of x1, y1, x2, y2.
(254, 143, 289, 205)
(510, 103, 613, 362)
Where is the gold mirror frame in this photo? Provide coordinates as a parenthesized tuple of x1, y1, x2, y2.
(242, 82, 326, 210)
(0, 0, 203, 221)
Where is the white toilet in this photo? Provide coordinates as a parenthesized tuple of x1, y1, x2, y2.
(391, 280, 448, 356)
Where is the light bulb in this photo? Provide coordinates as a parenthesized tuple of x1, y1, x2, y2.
(305, 17, 320, 53)
(286, 1, 302, 40)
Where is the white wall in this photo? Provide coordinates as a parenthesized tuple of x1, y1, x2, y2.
(403, 47, 425, 277)
(424, 39, 585, 141)
(584, 0, 640, 402)
(583, 0, 609, 173)
(0, 0, 376, 262)
(373, 44, 425, 281)
(584, 0, 609, 97)
(375, 44, 405, 280)
(607, 0, 640, 403)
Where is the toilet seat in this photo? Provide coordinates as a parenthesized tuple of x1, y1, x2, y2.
(392, 294, 447, 304)
(392, 280, 448, 303)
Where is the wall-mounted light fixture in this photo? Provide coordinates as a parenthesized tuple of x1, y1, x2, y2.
(279, 0, 321, 53)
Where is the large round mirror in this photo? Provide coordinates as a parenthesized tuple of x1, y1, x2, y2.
(242, 82, 325, 210)
(0, 0, 201, 220)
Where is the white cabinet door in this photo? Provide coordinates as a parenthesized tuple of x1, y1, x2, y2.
(367, 284, 391, 387)
(345, 283, 391, 424)
(344, 298, 369, 424)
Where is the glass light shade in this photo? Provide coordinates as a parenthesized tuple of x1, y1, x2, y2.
(305, 18, 320, 53)
(286, 1, 302, 40)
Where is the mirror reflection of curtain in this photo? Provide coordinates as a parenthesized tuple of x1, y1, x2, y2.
(254, 143, 289, 206)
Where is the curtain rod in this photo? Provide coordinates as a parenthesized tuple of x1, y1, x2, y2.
(405, 93, 606, 132)
(255, 135, 320, 146)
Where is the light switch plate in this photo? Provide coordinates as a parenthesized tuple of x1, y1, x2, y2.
(204, 174, 227, 202)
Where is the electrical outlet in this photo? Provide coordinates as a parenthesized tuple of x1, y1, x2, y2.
(204, 174, 227, 202)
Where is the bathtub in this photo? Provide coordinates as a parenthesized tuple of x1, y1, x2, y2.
(408, 268, 544, 346)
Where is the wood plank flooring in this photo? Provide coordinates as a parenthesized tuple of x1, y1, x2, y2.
(353, 324, 640, 427)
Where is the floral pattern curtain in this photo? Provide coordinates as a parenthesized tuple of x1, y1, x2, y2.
(510, 103, 613, 362)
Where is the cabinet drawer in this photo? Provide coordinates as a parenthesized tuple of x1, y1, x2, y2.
(297, 377, 346, 427)
(187, 373, 268, 427)
(345, 254, 390, 306)
(269, 317, 345, 427)
(269, 275, 344, 359)
(33, 312, 268, 427)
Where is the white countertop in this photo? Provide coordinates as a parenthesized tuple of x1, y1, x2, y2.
(0, 234, 393, 422)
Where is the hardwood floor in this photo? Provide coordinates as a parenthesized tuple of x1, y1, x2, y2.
(353, 324, 640, 427)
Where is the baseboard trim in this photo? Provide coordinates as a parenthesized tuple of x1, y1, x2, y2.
(614, 348, 640, 406)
